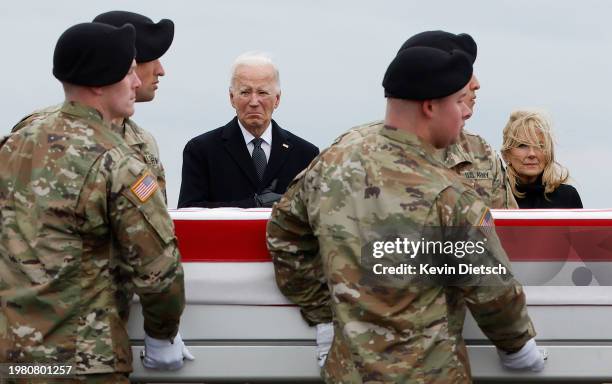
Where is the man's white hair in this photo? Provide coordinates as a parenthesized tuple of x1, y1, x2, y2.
(229, 51, 280, 91)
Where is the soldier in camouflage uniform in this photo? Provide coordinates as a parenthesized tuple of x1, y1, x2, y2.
(267, 38, 545, 383)
(12, 11, 173, 204)
(360, 31, 517, 210)
(0, 22, 189, 383)
(407, 32, 518, 209)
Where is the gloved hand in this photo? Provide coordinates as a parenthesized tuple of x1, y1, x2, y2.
(255, 179, 282, 207)
(498, 338, 547, 372)
(142, 332, 195, 370)
(315, 322, 334, 368)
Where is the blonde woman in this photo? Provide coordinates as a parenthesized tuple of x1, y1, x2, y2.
(501, 110, 582, 208)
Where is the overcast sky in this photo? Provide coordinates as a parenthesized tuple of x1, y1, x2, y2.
(1, 0, 609, 208)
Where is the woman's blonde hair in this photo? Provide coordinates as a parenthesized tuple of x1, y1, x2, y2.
(501, 110, 569, 198)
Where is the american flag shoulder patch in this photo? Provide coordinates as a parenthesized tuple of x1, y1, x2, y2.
(477, 208, 495, 238)
(130, 172, 159, 203)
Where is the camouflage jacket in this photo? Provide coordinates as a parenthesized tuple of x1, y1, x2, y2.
(440, 129, 517, 209)
(12, 105, 167, 203)
(267, 123, 535, 383)
(123, 118, 167, 203)
(360, 121, 517, 209)
(0, 102, 184, 374)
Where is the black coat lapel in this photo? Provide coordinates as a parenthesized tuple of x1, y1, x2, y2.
(262, 120, 292, 188)
(222, 117, 260, 189)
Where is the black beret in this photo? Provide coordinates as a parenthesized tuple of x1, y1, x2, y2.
(53, 22, 136, 87)
(382, 46, 473, 100)
(399, 30, 477, 64)
(93, 11, 174, 63)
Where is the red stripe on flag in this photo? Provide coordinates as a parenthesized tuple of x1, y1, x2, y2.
(173, 217, 612, 263)
(174, 219, 270, 262)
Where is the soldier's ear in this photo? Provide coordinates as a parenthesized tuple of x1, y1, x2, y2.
(421, 100, 434, 118)
(90, 86, 104, 96)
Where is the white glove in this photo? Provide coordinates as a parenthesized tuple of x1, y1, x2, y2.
(142, 332, 195, 370)
(316, 322, 334, 368)
(498, 338, 547, 372)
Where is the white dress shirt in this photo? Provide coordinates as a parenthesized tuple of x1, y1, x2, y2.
(239, 120, 272, 161)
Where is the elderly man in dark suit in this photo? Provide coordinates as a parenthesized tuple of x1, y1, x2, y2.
(178, 52, 319, 208)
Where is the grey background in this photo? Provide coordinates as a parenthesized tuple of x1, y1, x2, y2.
(1, 0, 608, 208)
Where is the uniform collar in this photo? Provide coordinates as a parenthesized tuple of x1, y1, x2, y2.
(122, 118, 146, 146)
(379, 125, 443, 164)
(60, 101, 106, 124)
(59, 101, 126, 148)
(440, 130, 473, 168)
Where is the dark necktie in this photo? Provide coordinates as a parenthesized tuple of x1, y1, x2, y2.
(251, 137, 267, 181)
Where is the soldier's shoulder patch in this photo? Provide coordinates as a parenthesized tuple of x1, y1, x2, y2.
(477, 207, 495, 237)
(130, 172, 159, 203)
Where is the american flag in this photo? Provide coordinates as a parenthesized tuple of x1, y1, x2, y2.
(478, 208, 495, 238)
(131, 172, 158, 202)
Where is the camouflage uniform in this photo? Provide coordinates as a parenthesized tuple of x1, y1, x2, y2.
(441, 129, 517, 209)
(12, 105, 167, 203)
(360, 121, 516, 209)
(122, 119, 167, 203)
(267, 122, 535, 383)
(0, 101, 185, 375)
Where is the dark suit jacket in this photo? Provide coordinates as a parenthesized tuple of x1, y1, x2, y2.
(178, 117, 319, 208)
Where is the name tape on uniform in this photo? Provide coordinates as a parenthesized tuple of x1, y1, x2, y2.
(463, 170, 490, 180)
